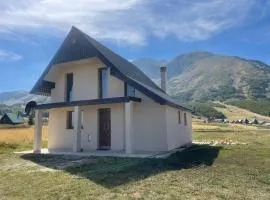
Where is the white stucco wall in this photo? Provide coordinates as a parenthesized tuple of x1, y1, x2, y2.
(166, 106, 192, 150)
(48, 103, 125, 152)
(50, 58, 124, 103)
(132, 90, 168, 152)
(48, 108, 74, 151)
(46, 57, 192, 153)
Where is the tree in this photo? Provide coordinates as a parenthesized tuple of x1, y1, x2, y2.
(28, 111, 35, 126)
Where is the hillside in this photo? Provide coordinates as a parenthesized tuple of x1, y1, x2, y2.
(133, 52, 270, 102)
(214, 103, 270, 123)
(0, 91, 50, 106)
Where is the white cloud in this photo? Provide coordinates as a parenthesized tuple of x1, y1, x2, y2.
(0, 50, 23, 62)
(0, 0, 263, 45)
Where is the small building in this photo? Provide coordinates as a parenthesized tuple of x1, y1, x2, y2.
(0, 113, 24, 125)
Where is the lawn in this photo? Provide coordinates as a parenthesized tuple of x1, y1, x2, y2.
(214, 104, 270, 122)
(0, 123, 269, 200)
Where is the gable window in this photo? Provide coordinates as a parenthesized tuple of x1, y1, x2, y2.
(98, 68, 109, 98)
(178, 110, 181, 124)
(184, 112, 187, 126)
(66, 73, 73, 102)
(125, 83, 135, 97)
(66, 111, 74, 129)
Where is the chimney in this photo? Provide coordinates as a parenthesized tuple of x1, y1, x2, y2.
(160, 66, 167, 92)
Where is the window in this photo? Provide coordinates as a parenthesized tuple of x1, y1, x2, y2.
(66, 111, 84, 130)
(125, 83, 135, 97)
(81, 111, 84, 129)
(178, 110, 181, 124)
(65, 73, 73, 102)
(99, 68, 108, 98)
(184, 112, 187, 126)
(66, 111, 74, 129)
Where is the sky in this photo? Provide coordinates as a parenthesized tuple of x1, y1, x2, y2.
(0, 0, 270, 92)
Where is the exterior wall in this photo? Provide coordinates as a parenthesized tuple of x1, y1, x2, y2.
(48, 108, 74, 151)
(133, 90, 168, 152)
(108, 75, 124, 97)
(165, 106, 192, 150)
(48, 103, 125, 152)
(50, 58, 124, 103)
(46, 58, 192, 153)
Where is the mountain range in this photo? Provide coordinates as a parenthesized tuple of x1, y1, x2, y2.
(133, 52, 270, 102)
(0, 91, 49, 106)
(0, 51, 269, 105)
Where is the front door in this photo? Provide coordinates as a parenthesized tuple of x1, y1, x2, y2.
(98, 108, 111, 150)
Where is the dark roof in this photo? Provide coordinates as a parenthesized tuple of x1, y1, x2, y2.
(1, 113, 24, 124)
(31, 26, 190, 111)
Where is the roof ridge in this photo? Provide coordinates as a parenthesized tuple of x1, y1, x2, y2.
(72, 26, 164, 93)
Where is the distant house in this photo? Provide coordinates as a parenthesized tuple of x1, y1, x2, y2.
(0, 113, 24, 125)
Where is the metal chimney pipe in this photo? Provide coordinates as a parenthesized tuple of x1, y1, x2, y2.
(160, 66, 167, 92)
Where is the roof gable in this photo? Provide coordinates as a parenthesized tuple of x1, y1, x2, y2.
(3, 113, 24, 124)
(31, 26, 190, 111)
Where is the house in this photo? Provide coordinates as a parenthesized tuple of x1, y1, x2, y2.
(0, 113, 24, 125)
(30, 26, 192, 154)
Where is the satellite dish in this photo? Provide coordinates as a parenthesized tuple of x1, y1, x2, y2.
(25, 101, 37, 116)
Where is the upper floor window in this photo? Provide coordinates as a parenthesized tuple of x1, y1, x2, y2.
(125, 83, 135, 97)
(99, 68, 109, 98)
(65, 73, 73, 102)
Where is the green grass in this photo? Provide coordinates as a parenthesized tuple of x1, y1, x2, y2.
(228, 99, 270, 117)
(0, 125, 269, 199)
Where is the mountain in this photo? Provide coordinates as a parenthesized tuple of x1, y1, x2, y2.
(133, 52, 270, 102)
(0, 91, 50, 106)
(132, 58, 167, 79)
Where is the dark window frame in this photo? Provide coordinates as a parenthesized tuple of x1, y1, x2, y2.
(98, 68, 108, 99)
(65, 73, 73, 102)
(184, 112, 187, 126)
(178, 110, 181, 124)
(124, 82, 135, 97)
(66, 111, 74, 129)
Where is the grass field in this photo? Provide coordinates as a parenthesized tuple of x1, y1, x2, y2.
(214, 104, 270, 122)
(0, 123, 269, 199)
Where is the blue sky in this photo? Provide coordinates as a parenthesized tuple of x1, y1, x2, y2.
(0, 0, 270, 92)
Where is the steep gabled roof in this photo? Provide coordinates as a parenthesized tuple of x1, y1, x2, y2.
(31, 26, 190, 111)
(1, 113, 24, 124)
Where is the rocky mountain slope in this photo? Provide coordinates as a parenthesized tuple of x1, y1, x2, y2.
(133, 52, 270, 102)
(0, 91, 50, 106)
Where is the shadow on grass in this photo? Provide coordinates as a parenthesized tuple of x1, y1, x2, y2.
(20, 144, 222, 188)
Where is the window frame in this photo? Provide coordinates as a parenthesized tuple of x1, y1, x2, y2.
(184, 112, 187, 126)
(124, 82, 135, 97)
(66, 111, 74, 129)
(178, 110, 181, 124)
(98, 68, 108, 98)
(65, 73, 73, 102)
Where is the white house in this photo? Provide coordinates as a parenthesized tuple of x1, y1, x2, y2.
(30, 27, 192, 155)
